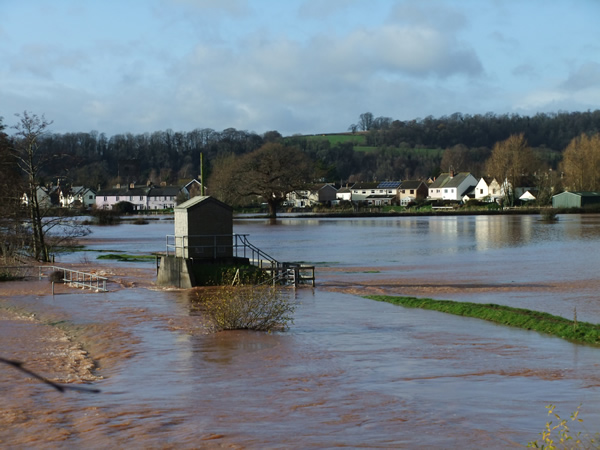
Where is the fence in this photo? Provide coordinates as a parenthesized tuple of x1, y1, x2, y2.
(165, 234, 315, 287)
(39, 266, 108, 292)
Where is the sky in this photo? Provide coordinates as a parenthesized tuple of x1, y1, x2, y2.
(1, 0, 599, 137)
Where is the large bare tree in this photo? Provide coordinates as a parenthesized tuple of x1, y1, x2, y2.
(560, 133, 600, 191)
(485, 133, 538, 206)
(10, 112, 89, 262)
(209, 143, 314, 218)
(11, 112, 53, 261)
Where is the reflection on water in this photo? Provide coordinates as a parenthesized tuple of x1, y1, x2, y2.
(3, 213, 599, 448)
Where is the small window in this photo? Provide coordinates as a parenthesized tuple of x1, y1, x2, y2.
(116, 196, 120, 201)
(103, 196, 107, 201)
(410, 189, 414, 194)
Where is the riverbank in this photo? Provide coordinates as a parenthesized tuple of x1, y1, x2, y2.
(365, 295, 600, 346)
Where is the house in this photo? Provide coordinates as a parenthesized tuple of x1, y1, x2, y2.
(287, 183, 337, 208)
(95, 183, 185, 211)
(428, 172, 478, 201)
(474, 177, 503, 203)
(519, 190, 538, 202)
(335, 185, 353, 203)
(59, 186, 96, 209)
(398, 180, 429, 206)
(22, 186, 56, 208)
(351, 181, 401, 205)
(552, 191, 600, 208)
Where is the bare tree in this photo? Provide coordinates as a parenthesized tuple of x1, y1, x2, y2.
(560, 133, 600, 191)
(10, 112, 89, 262)
(210, 143, 314, 218)
(358, 112, 374, 131)
(10, 112, 54, 261)
(485, 133, 538, 206)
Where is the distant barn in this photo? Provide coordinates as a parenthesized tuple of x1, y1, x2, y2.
(552, 191, 600, 209)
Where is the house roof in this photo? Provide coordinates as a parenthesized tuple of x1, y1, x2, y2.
(400, 180, 425, 189)
(377, 181, 401, 189)
(429, 172, 474, 189)
(553, 191, 600, 198)
(351, 182, 380, 190)
(175, 195, 232, 211)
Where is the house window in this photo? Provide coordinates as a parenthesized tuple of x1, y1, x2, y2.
(371, 190, 375, 194)
(140, 196, 144, 200)
(402, 189, 405, 194)
(89, 195, 93, 200)
(103, 196, 107, 201)
(116, 196, 120, 201)
(480, 189, 484, 194)
(492, 189, 497, 194)
(129, 196, 133, 201)
(410, 190, 414, 194)
(444, 189, 448, 193)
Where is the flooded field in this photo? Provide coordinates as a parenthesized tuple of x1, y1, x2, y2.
(1, 213, 599, 448)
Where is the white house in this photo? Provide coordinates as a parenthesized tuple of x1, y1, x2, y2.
(335, 185, 353, 203)
(22, 186, 55, 208)
(59, 186, 96, 209)
(474, 177, 503, 203)
(287, 184, 337, 208)
(351, 181, 401, 205)
(96, 183, 184, 210)
(428, 172, 478, 201)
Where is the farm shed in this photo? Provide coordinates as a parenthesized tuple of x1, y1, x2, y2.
(552, 191, 600, 209)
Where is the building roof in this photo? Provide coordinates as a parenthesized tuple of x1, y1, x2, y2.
(429, 172, 474, 189)
(351, 182, 380, 190)
(175, 195, 232, 211)
(400, 180, 426, 189)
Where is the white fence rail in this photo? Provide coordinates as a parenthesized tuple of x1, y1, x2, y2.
(39, 266, 108, 292)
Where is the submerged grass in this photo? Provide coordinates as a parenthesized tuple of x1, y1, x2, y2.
(97, 254, 156, 262)
(365, 295, 600, 346)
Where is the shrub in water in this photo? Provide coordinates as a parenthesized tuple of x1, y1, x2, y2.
(195, 286, 296, 332)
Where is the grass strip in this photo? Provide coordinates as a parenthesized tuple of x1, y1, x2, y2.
(365, 295, 600, 346)
(97, 254, 156, 262)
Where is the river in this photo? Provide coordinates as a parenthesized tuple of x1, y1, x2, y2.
(1, 213, 599, 448)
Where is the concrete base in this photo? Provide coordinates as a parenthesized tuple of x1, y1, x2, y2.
(156, 256, 195, 289)
(156, 256, 252, 288)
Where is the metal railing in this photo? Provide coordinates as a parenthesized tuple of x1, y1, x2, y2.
(165, 234, 282, 269)
(39, 266, 108, 292)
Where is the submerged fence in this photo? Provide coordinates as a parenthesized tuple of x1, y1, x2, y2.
(39, 266, 108, 292)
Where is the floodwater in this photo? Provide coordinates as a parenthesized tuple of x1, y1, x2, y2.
(1, 213, 600, 448)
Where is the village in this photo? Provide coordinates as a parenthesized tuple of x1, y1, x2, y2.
(22, 171, 600, 213)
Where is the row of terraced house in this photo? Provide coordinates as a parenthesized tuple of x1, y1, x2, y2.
(286, 171, 540, 208)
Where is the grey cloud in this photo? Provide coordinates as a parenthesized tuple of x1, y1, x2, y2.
(297, 0, 362, 19)
(561, 62, 600, 91)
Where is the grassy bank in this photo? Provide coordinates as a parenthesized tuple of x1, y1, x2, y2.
(365, 295, 600, 346)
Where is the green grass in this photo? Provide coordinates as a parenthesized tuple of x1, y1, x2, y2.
(365, 295, 600, 346)
(304, 133, 367, 146)
(97, 254, 156, 262)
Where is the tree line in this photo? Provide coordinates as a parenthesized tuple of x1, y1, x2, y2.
(2, 109, 600, 261)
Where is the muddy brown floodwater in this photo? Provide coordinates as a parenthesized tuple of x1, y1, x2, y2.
(1, 213, 600, 448)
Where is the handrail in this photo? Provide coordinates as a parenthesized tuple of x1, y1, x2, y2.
(39, 266, 108, 292)
(165, 234, 282, 269)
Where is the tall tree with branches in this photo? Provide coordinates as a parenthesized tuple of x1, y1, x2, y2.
(560, 133, 600, 191)
(11, 112, 53, 261)
(485, 133, 538, 206)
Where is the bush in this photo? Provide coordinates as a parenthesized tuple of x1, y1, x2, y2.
(90, 208, 121, 225)
(194, 286, 296, 332)
(112, 201, 134, 214)
(48, 270, 65, 282)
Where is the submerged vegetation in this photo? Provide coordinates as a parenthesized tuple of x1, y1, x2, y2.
(97, 253, 156, 262)
(193, 286, 296, 332)
(528, 404, 599, 449)
(365, 295, 600, 346)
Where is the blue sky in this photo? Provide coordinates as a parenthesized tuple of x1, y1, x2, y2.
(1, 0, 599, 137)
